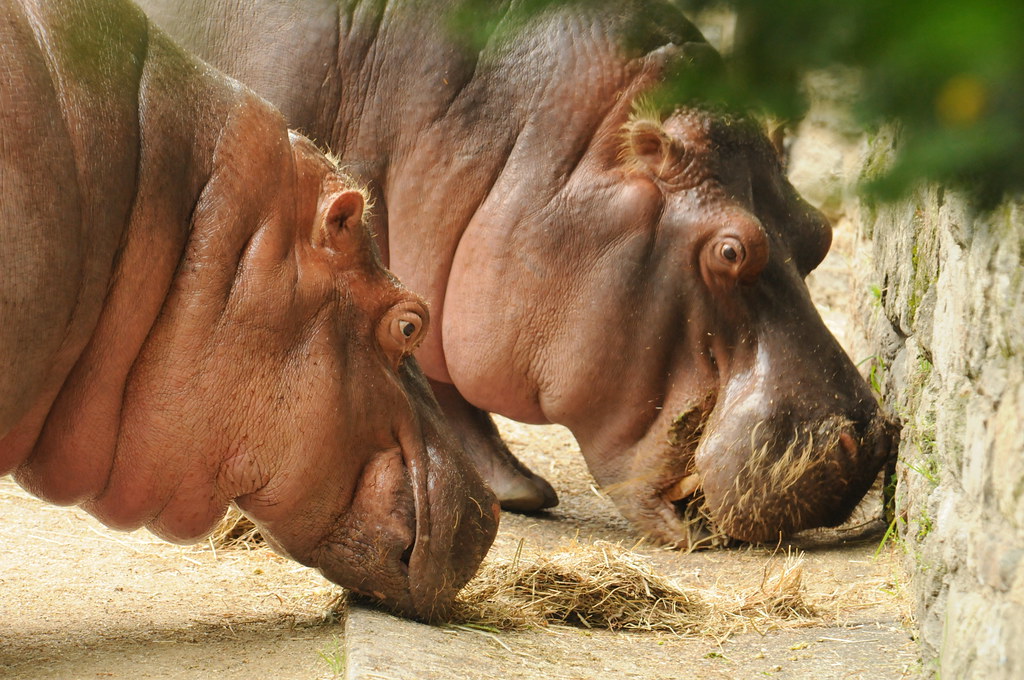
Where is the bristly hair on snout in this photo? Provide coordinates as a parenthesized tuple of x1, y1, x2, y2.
(714, 415, 858, 542)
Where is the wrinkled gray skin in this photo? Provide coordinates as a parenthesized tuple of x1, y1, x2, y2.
(0, 0, 497, 621)
(138, 0, 898, 547)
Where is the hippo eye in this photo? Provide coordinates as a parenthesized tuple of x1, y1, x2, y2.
(719, 238, 745, 265)
(379, 301, 429, 365)
(382, 304, 428, 359)
(389, 315, 422, 350)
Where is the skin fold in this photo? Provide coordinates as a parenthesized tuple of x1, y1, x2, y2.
(136, 0, 898, 547)
(0, 0, 497, 621)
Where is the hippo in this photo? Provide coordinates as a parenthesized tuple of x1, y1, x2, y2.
(0, 0, 497, 620)
(137, 0, 898, 547)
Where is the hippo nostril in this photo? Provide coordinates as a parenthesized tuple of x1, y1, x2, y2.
(839, 431, 858, 462)
(400, 541, 413, 568)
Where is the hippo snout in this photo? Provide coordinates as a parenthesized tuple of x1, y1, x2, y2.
(382, 364, 500, 621)
(313, 435, 498, 622)
(695, 403, 898, 544)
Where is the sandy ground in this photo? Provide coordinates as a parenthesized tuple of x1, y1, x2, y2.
(0, 477, 346, 679)
(0, 419, 917, 680)
(0, 418, 918, 680)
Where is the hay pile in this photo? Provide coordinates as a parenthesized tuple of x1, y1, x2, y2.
(450, 541, 818, 637)
(207, 511, 823, 638)
(734, 555, 816, 621)
(451, 542, 707, 634)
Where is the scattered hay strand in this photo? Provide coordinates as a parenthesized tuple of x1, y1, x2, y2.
(207, 507, 263, 550)
(734, 553, 816, 621)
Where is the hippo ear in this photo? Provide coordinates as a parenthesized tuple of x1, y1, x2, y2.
(318, 189, 365, 250)
(624, 119, 679, 179)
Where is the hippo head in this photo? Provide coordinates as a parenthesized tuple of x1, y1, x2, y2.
(444, 104, 895, 548)
(223, 134, 498, 619)
(583, 107, 899, 547)
(201, 140, 502, 619)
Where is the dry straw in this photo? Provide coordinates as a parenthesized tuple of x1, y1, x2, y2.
(207, 507, 263, 549)
(450, 541, 708, 634)
(209, 511, 828, 638)
(450, 541, 819, 637)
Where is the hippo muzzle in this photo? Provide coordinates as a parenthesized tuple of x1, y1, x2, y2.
(693, 388, 898, 543)
(655, 294, 899, 547)
(593, 243, 899, 549)
(310, 362, 499, 622)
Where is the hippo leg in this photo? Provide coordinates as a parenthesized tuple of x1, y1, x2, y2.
(430, 381, 558, 512)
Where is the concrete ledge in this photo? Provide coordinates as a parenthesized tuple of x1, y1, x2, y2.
(342, 603, 917, 680)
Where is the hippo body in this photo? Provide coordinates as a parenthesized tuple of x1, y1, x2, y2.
(0, 0, 496, 620)
(138, 0, 897, 546)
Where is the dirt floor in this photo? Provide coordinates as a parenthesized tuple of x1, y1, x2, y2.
(0, 476, 347, 679)
(0, 415, 918, 680)
(0, 219, 919, 679)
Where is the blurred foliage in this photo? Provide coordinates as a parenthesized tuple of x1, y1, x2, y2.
(453, 0, 1024, 206)
(680, 0, 1024, 206)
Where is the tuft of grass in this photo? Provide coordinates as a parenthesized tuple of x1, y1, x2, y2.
(868, 356, 887, 395)
(317, 637, 346, 678)
(875, 512, 906, 559)
(902, 459, 939, 486)
(868, 283, 884, 308)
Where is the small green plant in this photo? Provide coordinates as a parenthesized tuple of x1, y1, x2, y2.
(882, 466, 899, 523)
(875, 510, 907, 559)
(867, 356, 887, 395)
(902, 459, 939, 486)
(868, 283, 884, 307)
(916, 509, 934, 541)
(318, 638, 346, 678)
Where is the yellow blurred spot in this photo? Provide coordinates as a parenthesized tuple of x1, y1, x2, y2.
(936, 75, 987, 127)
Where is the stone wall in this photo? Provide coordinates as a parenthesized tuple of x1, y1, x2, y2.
(790, 78, 1024, 677)
(859, 158, 1024, 679)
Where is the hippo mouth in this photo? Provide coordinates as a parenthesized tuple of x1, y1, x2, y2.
(312, 445, 421, 610)
(343, 440, 440, 617)
(333, 363, 497, 621)
(680, 408, 896, 546)
(603, 393, 731, 550)
(651, 395, 733, 549)
(403, 442, 498, 621)
(335, 419, 495, 621)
